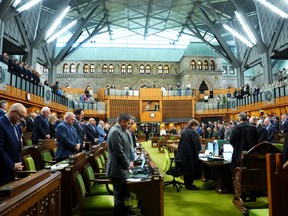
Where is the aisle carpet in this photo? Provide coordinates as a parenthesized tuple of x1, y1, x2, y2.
(141, 141, 267, 216)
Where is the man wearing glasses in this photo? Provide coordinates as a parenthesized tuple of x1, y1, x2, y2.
(31, 106, 51, 145)
(0, 103, 27, 186)
(56, 112, 81, 162)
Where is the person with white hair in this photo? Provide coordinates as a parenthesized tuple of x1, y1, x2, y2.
(56, 112, 80, 162)
(31, 106, 51, 145)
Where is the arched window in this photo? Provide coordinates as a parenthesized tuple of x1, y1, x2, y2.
(121, 64, 126, 74)
(102, 64, 108, 73)
(109, 64, 114, 73)
(191, 60, 196, 70)
(203, 60, 208, 70)
(139, 65, 145, 74)
(158, 65, 163, 74)
(70, 64, 76, 73)
(63, 63, 69, 73)
(210, 60, 215, 70)
(197, 60, 202, 70)
(90, 64, 95, 73)
(83, 64, 89, 73)
(164, 65, 169, 74)
(127, 64, 132, 74)
(43, 67, 49, 73)
(146, 65, 151, 74)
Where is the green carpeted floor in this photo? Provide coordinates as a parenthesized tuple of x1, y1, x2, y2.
(141, 141, 244, 216)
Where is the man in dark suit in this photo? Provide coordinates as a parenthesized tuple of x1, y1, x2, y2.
(263, 117, 276, 143)
(73, 109, 85, 149)
(230, 112, 258, 170)
(283, 133, 288, 162)
(84, 118, 98, 145)
(0, 103, 27, 186)
(56, 112, 80, 162)
(105, 113, 134, 216)
(0, 100, 8, 117)
(31, 106, 51, 145)
(25, 112, 37, 132)
(280, 114, 288, 133)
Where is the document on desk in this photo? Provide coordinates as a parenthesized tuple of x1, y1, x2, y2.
(127, 178, 142, 182)
(51, 163, 69, 171)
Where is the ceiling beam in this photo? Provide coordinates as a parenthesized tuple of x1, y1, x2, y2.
(32, 0, 70, 49)
(0, 0, 13, 20)
(268, 19, 285, 54)
(144, 0, 153, 39)
(52, 4, 101, 66)
(198, 7, 240, 68)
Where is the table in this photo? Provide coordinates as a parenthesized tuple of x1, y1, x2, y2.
(199, 158, 232, 194)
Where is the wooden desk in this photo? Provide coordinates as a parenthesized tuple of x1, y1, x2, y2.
(0, 170, 61, 216)
(200, 158, 232, 194)
(53, 152, 89, 216)
(127, 156, 164, 216)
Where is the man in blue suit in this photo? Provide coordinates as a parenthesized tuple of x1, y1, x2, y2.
(32, 106, 51, 145)
(0, 103, 27, 186)
(56, 112, 80, 162)
(97, 120, 106, 144)
(84, 118, 98, 145)
(264, 117, 276, 143)
(0, 100, 8, 117)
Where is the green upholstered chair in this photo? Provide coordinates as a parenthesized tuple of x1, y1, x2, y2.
(23, 155, 36, 171)
(99, 153, 107, 167)
(83, 164, 113, 195)
(272, 143, 283, 151)
(163, 146, 184, 192)
(73, 172, 114, 216)
(95, 156, 106, 174)
(41, 150, 56, 168)
(249, 209, 268, 216)
(24, 139, 32, 146)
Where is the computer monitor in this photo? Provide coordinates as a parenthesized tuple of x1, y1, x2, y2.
(214, 139, 229, 156)
(213, 143, 219, 157)
(223, 144, 233, 153)
(207, 142, 214, 154)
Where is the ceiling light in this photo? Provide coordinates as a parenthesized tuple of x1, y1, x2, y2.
(16, 0, 41, 13)
(223, 24, 254, 47)
(46, 20, 77, 43)
(234, 11, 257, 45)
(255, 0, 288, 18)
(45, 5, 71, 39)
(12, 0, 21, 8)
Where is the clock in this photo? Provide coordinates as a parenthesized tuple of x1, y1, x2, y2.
(150, 113, 155, 118)
(45, 89, 51, 101)
(265, 91, 273, 101)
(26, 93, 31, 101)
(231, 100, 237, 109)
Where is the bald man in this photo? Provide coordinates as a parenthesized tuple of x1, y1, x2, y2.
(0, 103, 27, 186)
(84, 118, 99, 145)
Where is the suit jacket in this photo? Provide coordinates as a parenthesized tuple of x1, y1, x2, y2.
(25, 117, 34, 132)
(56, 121, 80, 160)
(283, 133, 288, 162)
(0, 116, 22, 186)
(280, 119, 288, 133)
(84, 124, 98, 144)
(96, 125, 106, 143)
(73, 120, 85, 144)
(218, 125, 225, 139)
(105, 124, 132, 179)
(266, 124, 276, 143)
(0, 109, 6, 117)
(31, 114, 50, 144)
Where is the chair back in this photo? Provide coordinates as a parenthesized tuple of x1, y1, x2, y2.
(162, 146, 172, 172)
(24, 139, 32, 146)
(41, 150, 55, 166)
(23, 156, 36, 171)
(95, 156, 104, 173)
(83, 164, 95, 192)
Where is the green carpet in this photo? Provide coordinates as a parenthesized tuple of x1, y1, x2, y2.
(141, 141, 248, 216)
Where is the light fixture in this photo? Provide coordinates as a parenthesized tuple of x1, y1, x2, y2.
(223, 24, 254, 47)
(12, 0, 21, 8)
(16, 0, 41, 13)
(234, 11, 257, 45)
(45, 5, 71, 40)
(46, 20, 77, 43)
(254, 0, 288, 18)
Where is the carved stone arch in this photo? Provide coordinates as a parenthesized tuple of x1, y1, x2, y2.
(170, 64, 176, 74)
(64, 83, 71, 88)
(123, 84, 130, 90)
(199, 79, 211, 93)
(104, 84, 110, 89)
(76, 63, 81, 73)
(151, 64, 158, 74)
(114, 63, 121, 74)
(95, 63, 102, 73)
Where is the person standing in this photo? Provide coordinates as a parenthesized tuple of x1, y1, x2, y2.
(73, 108, 85, 149)
(97, 120, 106, 144)
(56, 112, 80, 162)
(229, 112, 258, 170)
(175, 119, 202, 190)
(84, 118, 98, 145)
(0, 103, 27, 186)
(31, 106, 51, 145)
(0, 100, 8, 117)
(263, 117, 276, 143)
(25, 112, 37, 132)
(105, 113, 134, 215)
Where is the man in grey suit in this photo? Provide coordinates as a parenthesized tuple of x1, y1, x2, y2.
(105, 113, 134, 216)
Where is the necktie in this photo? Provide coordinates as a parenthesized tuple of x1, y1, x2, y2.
(14, 126, 20, 143)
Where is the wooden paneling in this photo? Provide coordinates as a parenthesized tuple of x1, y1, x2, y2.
(162, 100, 193, 118)
(108, 99, 140, 119)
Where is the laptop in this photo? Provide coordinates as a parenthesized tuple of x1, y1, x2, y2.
(131, 157, 146, 173)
